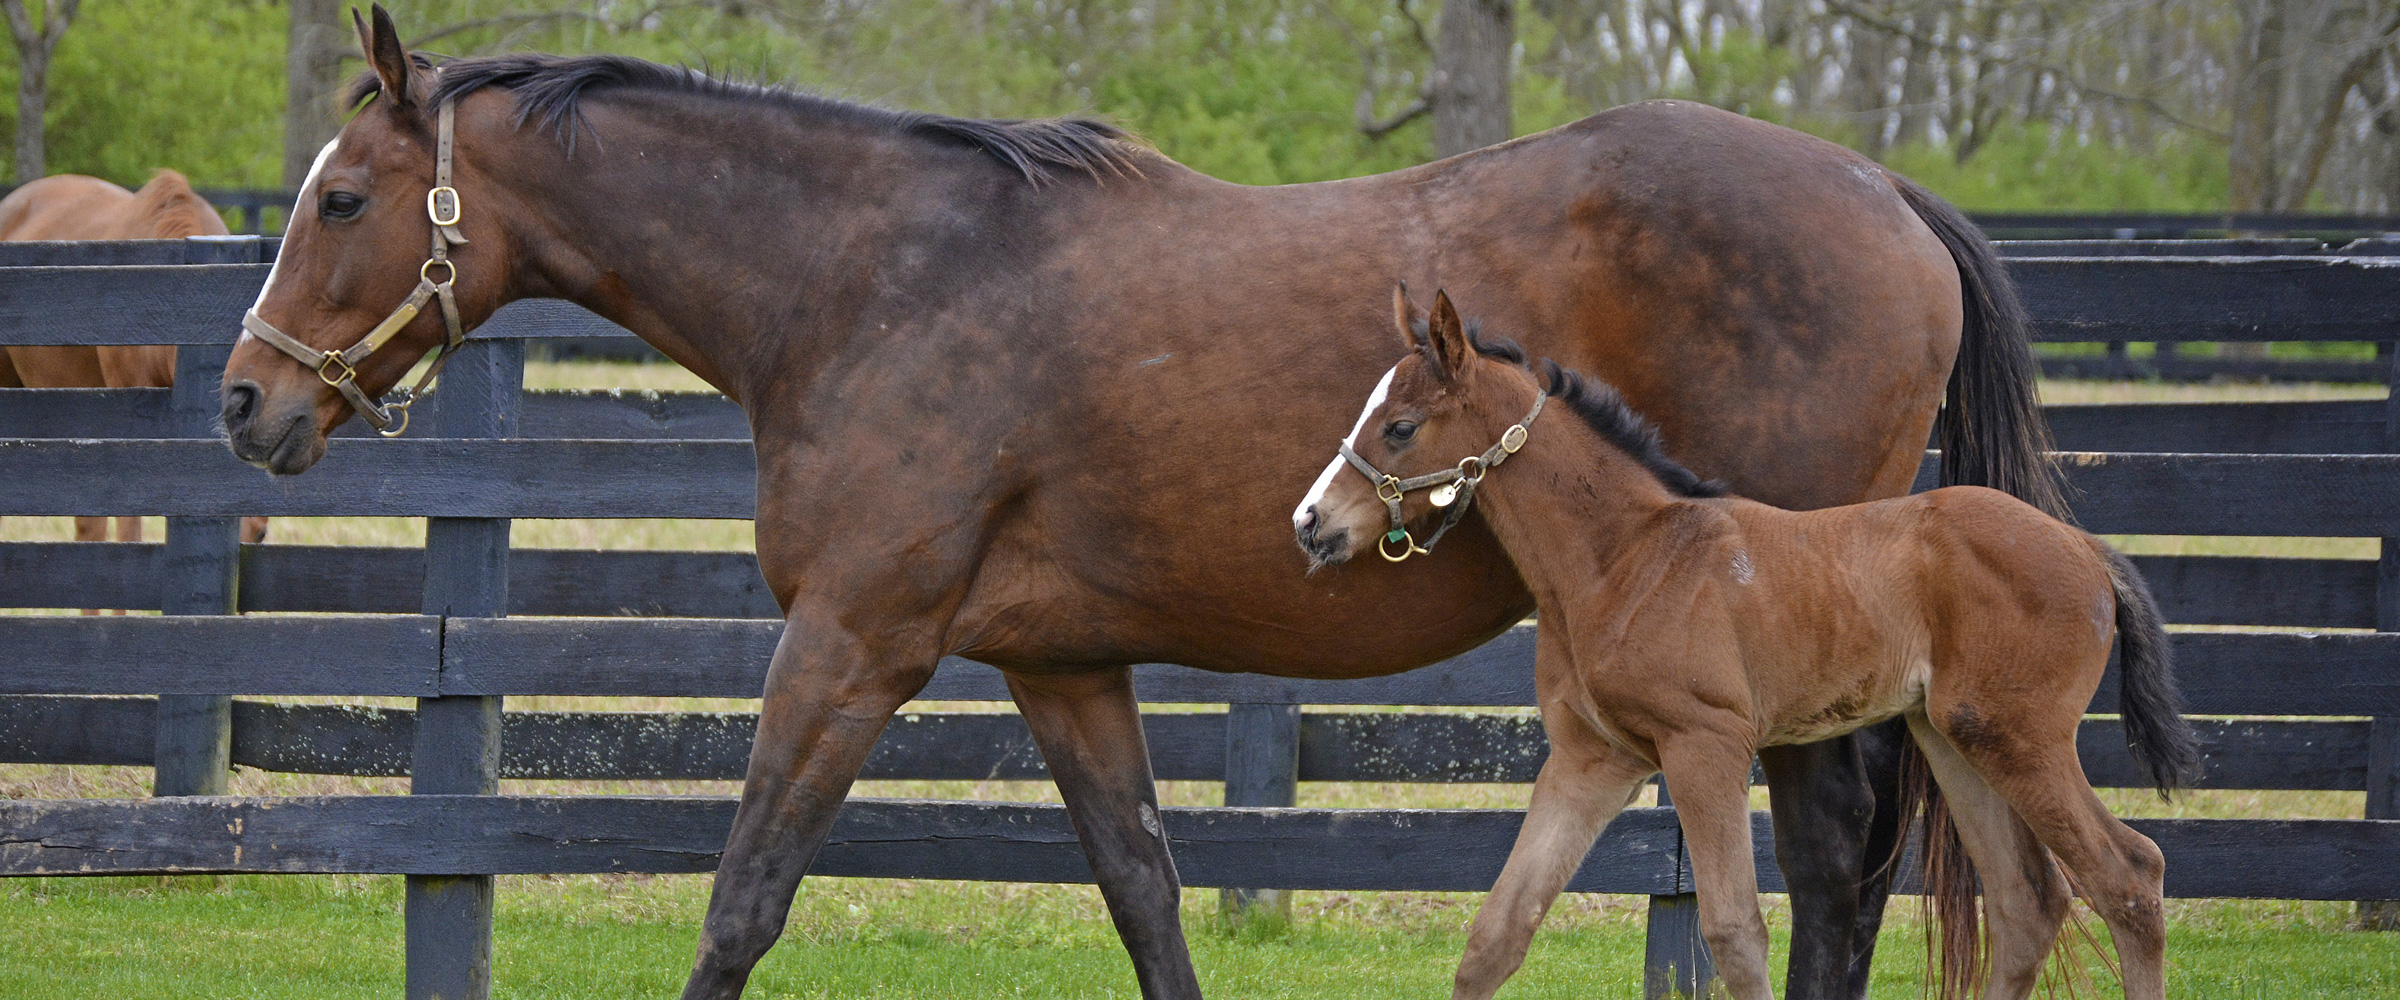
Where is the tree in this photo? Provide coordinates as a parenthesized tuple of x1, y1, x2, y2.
(284, 0, 349, 189)
(1351, 0, 1517, 158)
(1, 0, 78, 183)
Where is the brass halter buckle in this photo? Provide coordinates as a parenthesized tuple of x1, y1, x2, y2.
(315, 352, 360, 389)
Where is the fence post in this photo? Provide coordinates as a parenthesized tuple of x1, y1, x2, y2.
(2365, 346, 2400, 931)
(1220, 701, 1300, 925)
(407, 336, 521, 1000)
(1643, 778, 1715, 999)
(152, 236, 262, 796)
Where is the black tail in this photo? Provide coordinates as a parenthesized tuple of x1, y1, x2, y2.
(2100, 544, 2202, 796)
(1889, 173, 2069, 520)
(1886, 172, 2070, 1000)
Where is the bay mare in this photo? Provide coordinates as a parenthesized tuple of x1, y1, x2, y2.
(1300, 290, 2194, 1000)
(0, 172, 267, 552)
(220, 10, 2062, 998)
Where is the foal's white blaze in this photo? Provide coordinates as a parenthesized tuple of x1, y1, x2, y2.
(239, 138, 339, 344)
(1293, 365, 1398, 530)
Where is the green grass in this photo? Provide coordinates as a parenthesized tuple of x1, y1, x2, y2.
(2, 875, 2393, 998)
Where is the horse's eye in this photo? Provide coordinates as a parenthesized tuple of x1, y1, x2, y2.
(1385, 421, 1418, 443)
(319, 191, 366, 221)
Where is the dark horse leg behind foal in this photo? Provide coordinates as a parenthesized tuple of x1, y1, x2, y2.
(1763, 721, 1912, 1000)
(1008, 669, 1202, 999)
(683, 618, 939, 1000)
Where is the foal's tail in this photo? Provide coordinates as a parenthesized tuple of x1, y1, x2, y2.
(2098, 543, 2201, 796)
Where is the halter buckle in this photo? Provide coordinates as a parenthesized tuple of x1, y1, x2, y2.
(315, 353, 359, 388)
(1375, 476, 1405, 503)
(427, 186, 462, 227)
(1501, 424, 1528, 454)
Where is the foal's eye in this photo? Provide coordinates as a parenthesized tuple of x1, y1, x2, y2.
(1384, 421, 1419, 443)
(319, 191, 366, 221)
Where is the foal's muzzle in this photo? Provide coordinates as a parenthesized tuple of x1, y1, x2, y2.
(1293, 506, 1353, 568)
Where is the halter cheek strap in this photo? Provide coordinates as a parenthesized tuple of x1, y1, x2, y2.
(242, 100, 470, 438)
(1338, 389, 1545, 562)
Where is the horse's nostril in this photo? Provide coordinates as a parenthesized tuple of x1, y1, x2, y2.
(1297, 507, 1319, 532)
(222, 382, 259, 428)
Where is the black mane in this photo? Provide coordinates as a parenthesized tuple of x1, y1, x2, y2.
(1462, 326, 1726, 500)
(351, 52, 1143, 185)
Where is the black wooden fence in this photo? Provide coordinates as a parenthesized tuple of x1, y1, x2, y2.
(3, 237, 2398, 999)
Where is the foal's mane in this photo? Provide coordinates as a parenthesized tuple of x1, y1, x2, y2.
(1443, 321, 1726, 500)
(348, 52, 1144, 186)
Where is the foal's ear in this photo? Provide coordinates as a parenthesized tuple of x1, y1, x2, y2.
(357, 4, 420, 113)
(1426, 290, 1472, 383)
(1391, 283, 1430, 354)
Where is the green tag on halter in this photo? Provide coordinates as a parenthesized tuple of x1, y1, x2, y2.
(1386, 529, 1408, 544)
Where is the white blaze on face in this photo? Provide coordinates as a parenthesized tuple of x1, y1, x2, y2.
(1293, 364, 1399, 530)
(240, 137, 339, 343)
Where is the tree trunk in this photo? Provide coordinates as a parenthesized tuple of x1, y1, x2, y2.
(2228, 0, 2285, 213)
(284, 0, 350, 188)
(13, 38, 44, 182)
(1431, 0, 1514, 158)
(1, 0, 78, 184)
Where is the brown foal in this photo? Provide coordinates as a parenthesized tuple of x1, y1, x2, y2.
(1297, 290, 2200, 1000)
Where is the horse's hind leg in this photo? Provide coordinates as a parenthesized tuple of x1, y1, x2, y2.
(1902, 713, 2070, 1000)
(1909, 711, 2168, 1000)
(1659, 731, 1777, 1000)
(1006, 668, 1200, 1000)
(1760, 719, 1910, 1000)
(1453, 734, 1655, 1000)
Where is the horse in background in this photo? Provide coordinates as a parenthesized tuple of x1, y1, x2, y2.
(0, 171, 268, 548)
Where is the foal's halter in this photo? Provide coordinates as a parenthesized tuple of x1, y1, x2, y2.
(1337, 389, 1545, 562)
(242, 101, 471, 437)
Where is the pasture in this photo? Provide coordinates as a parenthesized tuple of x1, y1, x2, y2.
(4, 362, 2396, 997)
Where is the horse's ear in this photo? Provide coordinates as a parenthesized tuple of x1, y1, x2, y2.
(1427, 290, 1471, 383)
(1391, 283, 1429, 354)
(359, 4, 419, 113)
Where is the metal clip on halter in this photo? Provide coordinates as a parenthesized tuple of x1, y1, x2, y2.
(240, 101, 471, 438)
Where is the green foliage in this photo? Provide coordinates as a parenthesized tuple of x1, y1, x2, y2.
(0, 0, 2241, 209)
(1880, 122, 2232, 213)
(0, 0, 284, 187)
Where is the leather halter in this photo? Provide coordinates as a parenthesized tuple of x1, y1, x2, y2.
(242, 100, 470, 437)
(1337, 388, 1545, 562)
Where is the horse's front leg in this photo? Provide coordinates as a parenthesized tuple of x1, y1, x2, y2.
(1007, 668, 1202, 1000)
(680, 613, 938, 1000)
(1759, 717, 1909, 1000)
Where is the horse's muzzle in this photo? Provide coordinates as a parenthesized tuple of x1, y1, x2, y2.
(1293, 506, 1353, 570)
(221, 379, 325, 475)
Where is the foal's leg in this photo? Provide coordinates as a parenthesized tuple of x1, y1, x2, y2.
(681, 616, 938, 1000)
(1660, 731, 1778, 1000)
(1901, 714, 2070, 1000)
(1453, 733, 1655, 1000)
(1912, 713, 2169, 1000)
(1007, 668, 1200, 1000)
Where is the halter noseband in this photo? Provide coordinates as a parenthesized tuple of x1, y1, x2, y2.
(1336, 389, 1545, 562)
(242, 100, 470, 438)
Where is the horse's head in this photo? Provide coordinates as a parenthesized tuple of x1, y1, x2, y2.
(1292, 286, 1546, 569)
(222, 5, 508, 473)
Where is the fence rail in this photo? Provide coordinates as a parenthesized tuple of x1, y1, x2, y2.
(3, 237, 2396, 1000)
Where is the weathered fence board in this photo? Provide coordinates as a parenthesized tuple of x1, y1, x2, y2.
(16, 444, 2400, 536)
(0, 795, 1689, 894)
(4, 794, 2390, 899)
(6, 256, 2400, 347)
(0, 697, 2370, 793)
(3, 543, 2375, 629)
(0, 616, 442, 695)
